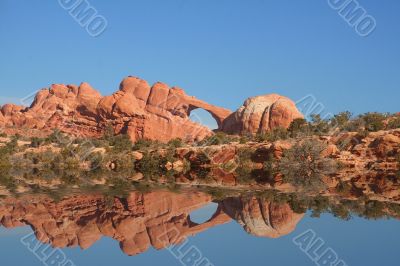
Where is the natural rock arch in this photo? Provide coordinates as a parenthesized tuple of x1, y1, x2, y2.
(187, 101, 232, 128)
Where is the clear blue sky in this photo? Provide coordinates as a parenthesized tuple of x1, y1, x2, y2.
(0, 0, 399, 119)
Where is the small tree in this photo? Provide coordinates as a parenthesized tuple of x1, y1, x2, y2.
(167, 138, 184, 148)
(288, 118, 309, 138)
(330, 111, 352, 130)
(255, 127, 288, 142)
(279, 139, 336, 190)
(388, 116, 400, 129)
(310, 114, 330, 135)
(360, 112, 386, 132)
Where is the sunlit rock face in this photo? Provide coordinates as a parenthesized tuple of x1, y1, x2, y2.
(220, 197, 304, 238)
(221, 94, 303, 135)
(0, 76, 305, 142)
(0, 76, 232, 143)
(0, 191, 231, 256)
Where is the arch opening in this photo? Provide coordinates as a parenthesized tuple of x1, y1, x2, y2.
(188, 108, 218, 130)
(189, 202, 219, 224)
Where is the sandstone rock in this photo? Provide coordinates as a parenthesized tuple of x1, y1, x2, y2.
(221, 94, 303, 135)
(0, 191, 230, 255)
(172, 160, 185, 172)
(220, 196, 304, 238)
(0, 76, 232, 143)
(131, 151, 144, 160)
(0, 77, 305, 143)
(130, 173, 144, 181)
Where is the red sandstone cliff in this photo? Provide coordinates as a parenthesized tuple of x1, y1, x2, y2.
(0, 76, 302, 142)
(0, 190, 307, 255)
(0, 190, 231, 256)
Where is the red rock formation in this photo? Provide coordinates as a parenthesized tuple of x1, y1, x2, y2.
(0, 190, 231, 256)
(220, 196, 304, 238)
(0, 76, 232, 142)
(221, 94, 303, 135)
(0, 77, 304, 142)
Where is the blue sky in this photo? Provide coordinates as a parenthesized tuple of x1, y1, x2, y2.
(0, 0, 399, 125)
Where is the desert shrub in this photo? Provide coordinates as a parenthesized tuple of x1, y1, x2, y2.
(30, 137, 45, 148)
(309, 114, 331, 135)
(279, 139, 336, 190)
(235, 147, 255, 183)
(362, 201, 386, 219)
(62, 169, 82, 183)
(309, 196, 331, 218)
(0, 174, 16, 190)
(0, 136, 19, 181)
(331, 204, 351, 220)
(199, 132, 237, 146)
(343, 117, 365, 132)
(336, 181, 352, 195)
(0, 132, 7, 137)
(255, 127, 289, 142)
(191, 151, 211, 166)
(132, 139, 164, 151)
(167, 138, 184, 148)
(330, 111, 352, 130)
(288, 195, 309, 214)
(0, 146, 13, 188)
(85, 151, 104, 171)
(105, 152, 136, 175)
(46, 129, 71, 146)
(102, 124, 115, 140)
(388, 203, 400, 216)
(91, 138, 109, 148)
(4, 136, 18, 153)
(202, 187, 228, 201)
(288, 118, 310, 138)
(387, 116, 400, 129)
(136, 152, 166, 177)
(360, 112, 387, 132)
(239, 135, 252, 144)
(109, 134, 132, 152)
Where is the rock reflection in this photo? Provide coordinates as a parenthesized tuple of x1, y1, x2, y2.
(220, 197, 303, 238)
(0, 190, 231, 256)
(0, 188, 399, 256)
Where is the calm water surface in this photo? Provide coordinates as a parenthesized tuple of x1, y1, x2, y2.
(0, 189, 398, 266)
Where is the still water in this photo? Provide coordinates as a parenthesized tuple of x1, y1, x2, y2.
(0, 189, 398, 266)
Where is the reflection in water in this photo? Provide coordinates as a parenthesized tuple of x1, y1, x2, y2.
(0, 190, 230, 256)
(220, 197, 304, 238)
(189, 202, 219, 224)
(0, 188, 399, 257)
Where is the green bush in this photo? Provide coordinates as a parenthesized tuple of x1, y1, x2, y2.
(330, 111, 352, 130)
(30, 137, 45, 148)
(255, 127, 289, 142)
(288, 118, 310, 138)
(343, 117, 364, 132)
(109, 134, 132, 152)
(136, 152, 165, 177)
(46, 129, 71, 145)
(132, 139, 163, 151)
(167, 138, 184, 148)
(279, 139, 336, 190)
(309, 114, 331, 135)
(363, 201, 386, 220)
(235, 147, 255, 183)
(199, 132, 237, 146)
(360, 112, 387, 132)
(387, 116, 400, 129)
